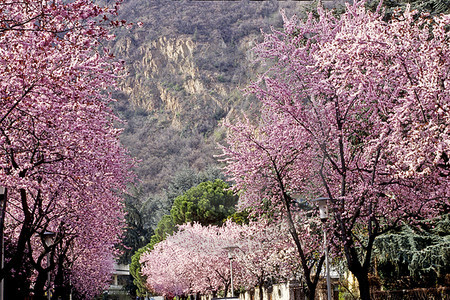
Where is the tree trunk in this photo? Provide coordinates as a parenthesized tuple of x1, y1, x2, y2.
(53, 256, 66, 300)
(354, 271, 371, 300)
(306, 285, 316, 300)
(224, 282, 229, 297)
(5, 274, 32, 300)
(344, 228, 375, 300)
(347, 254, 371, 300)
(33, 269, 48, 300)
(5, 189, 33, 282)
(283, 195, 323, 300)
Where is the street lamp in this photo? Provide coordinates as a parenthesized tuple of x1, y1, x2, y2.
(311, 197, 329, 221)
(291, 194, 332, 300)
(223, 246, 239, 298)
(43, 231, 55, 300)
(310, 197, 332, 300)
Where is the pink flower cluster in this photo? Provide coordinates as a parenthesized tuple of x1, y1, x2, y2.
(223, 1, 449, 298)
(140, 220, 306, 297)
(0, 0, 134, 297)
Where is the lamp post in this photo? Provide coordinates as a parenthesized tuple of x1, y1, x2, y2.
(310, 197, 332, 300)
(223, 246, 239, 298)
(43, 231, 55, 300)
(0, 186, 5, 300)
(291, 194, 332, 300)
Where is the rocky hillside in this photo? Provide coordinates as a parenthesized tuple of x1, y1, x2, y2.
(110, 0, 316, 209)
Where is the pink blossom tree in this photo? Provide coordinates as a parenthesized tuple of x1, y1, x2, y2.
(140, 220, 307, 299)
(232, 219, 310, 300)
(223, 111, 326, 300)
(140, 222, 238, 297)
(0, 0, 134, 298)
(224, 2, 449, 299)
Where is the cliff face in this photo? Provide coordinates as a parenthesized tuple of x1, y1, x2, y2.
(119, 35, 228, 128)
(115, 30, 261, 135)
(123, 36, 198, 110)
(111, 0, 310, 196)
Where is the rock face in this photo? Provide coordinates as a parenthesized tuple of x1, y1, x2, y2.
(111, 0, 311, 195)
(116, 32, 259, 134)
(128, 37, 197, 109)
(127, 37, 210, 125)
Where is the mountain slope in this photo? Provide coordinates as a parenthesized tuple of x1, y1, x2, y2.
(111, 0, 311, 196)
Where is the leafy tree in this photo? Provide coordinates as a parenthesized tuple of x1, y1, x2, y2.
(117, 190, 155, 298)
(127, 166, 228, 246)
(118, 191, 155, 265)
(228, 209, 251, 225)
(131, 244, 154, 298)
(171, 179, 238, 226)
(224, 2, 449, 299)
(130, 179, 238, 296)
(151, 214, 177, 245)
(374, 215, 450, 290)
(155, 178, 238, 247)
(141, 168, 229, 244)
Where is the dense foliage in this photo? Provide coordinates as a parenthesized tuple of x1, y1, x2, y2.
(171, 179, 238, 226)
(0, 0, 134, 298)
(140, 220, 298, 298)
(224, 2, 449, 299)
(145, 177, 236, 246)
(130, 243, 154, 297)
(374, 215, 450, 289)
(130, 179, 238, 297)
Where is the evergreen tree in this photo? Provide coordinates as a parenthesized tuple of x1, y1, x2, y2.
(130, 179, 238, 296)
(374, 215, 450, 290)
(171, 179, 238, 226)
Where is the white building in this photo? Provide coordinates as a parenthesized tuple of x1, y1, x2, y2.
(108, 263, 131, 297)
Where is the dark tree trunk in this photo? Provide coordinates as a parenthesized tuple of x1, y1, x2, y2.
(5, 273, 32, 299)
(306, 285, 316, 300)
(344, 222, 377, 300)
(53, 256, 67, 300)
(33, 268, 49, 300)
(0, 187, 7, 283)
(347, 252, 371, 300)
(224, 282, 229, 297)
(5, 189, 34, 283)
(357, 273, 371, 300)
(282, 193, 324, 300)
(5, 248, 33, 298)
